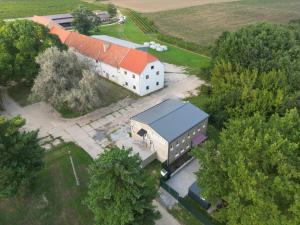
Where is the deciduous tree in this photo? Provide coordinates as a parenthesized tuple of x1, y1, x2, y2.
(0, 116, 44, 198)
(213, 23, 300, 91)
(192, 62, 292, 128)
(85, 147, 160, 225)
(72, 6, 101, 34)
(193, 109, 300, 225)
(0, 20, 62, 84)
(107, 4, 117, 18)
(31, 47, 106, 114)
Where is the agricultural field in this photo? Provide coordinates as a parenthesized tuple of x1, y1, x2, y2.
(146, 0, 300, 46)
(0, 0, 105, 20)
(103, 0, 240, 13)
(0, 143, 93, 225)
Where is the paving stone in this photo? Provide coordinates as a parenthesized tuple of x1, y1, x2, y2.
(52, 138, 62, 146)
(82, 124, 94, 133)
(43, 144, 52, 150)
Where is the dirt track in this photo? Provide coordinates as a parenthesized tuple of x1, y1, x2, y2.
(106, 0, 240, 12)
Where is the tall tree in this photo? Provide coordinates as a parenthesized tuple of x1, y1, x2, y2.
(0, 116, 44, 198)
(85, 147, 160, 225)
(107, 4, 117, 18)
(192, 62, 292, 128)
(31, 47, 106, 114)
(72, 6, 101, 34)
(193, 109, 300, 225)
(213, 23, 300, 91)
(0, 20, 62, 84)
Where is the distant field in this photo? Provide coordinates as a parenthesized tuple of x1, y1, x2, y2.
(0, 0, 105, 19)
(104, 0, 240, 13)
(147, 0, 300, 46)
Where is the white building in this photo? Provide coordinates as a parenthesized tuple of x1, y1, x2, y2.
(32, 17, 165, 96)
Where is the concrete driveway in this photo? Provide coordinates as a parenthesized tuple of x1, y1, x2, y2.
(2, 63, 204, 159)
(166, 159, 200, 197)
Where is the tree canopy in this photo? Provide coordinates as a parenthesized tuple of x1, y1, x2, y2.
(72, 6, 101, 34)
(0, 116, 44, 198)
(107, 4, 117, 18)
(192, 62, 295, 128)
(85, 147, 160, 225)
(213, 23, 300, 91)
(193, 109, 300, 225)
(0, 20, 63, 84)
(31, 47, 108, 114)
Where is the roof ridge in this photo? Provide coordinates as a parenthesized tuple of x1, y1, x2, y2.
(118, 48, 131, 68)
(149, 102, 187, 126)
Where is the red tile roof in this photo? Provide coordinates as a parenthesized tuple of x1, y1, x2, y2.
(32, 15, 59, 29)
(49, 26, 70, 43)
(33, 16, 158, 74)
(120, 49, 157, 74)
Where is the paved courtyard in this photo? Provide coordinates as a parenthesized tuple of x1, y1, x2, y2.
(166, 159, 200, 197)
(1, 63, 204, 159)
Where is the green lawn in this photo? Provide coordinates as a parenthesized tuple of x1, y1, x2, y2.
(170, 204, 204, 225)
(0, 0, 105, 20)
(0, 143, 93, 225)
(94, 18, 211, 73)
(143, 160, 161, 189)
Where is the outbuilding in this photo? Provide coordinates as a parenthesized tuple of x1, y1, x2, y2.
(131, 99, 209, 169)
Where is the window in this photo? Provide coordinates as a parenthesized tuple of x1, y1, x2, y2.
(186, 145, 190, 149)
(176, 140, 179, 146)
(132, 74, 135, 79)
(203, 124, 206, 128)
(175, 153, 180, 158)
(170, 145, 174, 151)
(133, 85, 136, 90)
(182, 139, 185, 143)
(151, 65, 154, 70)
(156, 82, 159, 86)
(125, 82, 128, 86)
(193, 131, 196, 135)
(146, 86, 149, 90)
(146, 75, 149, 79)
(124, 71, 127, 75)
(198, 128, 201, 132)
(96, 60, 99, 63)
(181, 150, 185, 154)
(156, 71, 159, 75)
(187, 133, 190, 138)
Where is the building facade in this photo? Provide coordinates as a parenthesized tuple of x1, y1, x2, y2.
(131, 99, 209, 167)
(31, 18, 165, 96)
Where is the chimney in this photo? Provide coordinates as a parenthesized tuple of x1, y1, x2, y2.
(103, 41, 111, 52)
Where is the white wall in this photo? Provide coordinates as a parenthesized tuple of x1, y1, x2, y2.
(139, 61, 165, 96)
(131, 120, 169, 163)
(73, 49, 165, 96)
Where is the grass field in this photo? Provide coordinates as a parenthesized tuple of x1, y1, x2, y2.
(94, 18, 211, 73)
(0, 0, 105, 20)
(0, 143, 93, 225)
(147, 0, 300, 46)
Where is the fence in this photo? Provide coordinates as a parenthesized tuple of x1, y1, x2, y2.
(160, 178, 220, 225)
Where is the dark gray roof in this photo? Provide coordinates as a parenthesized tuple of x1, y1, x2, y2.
(131, 99, 209, 142)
